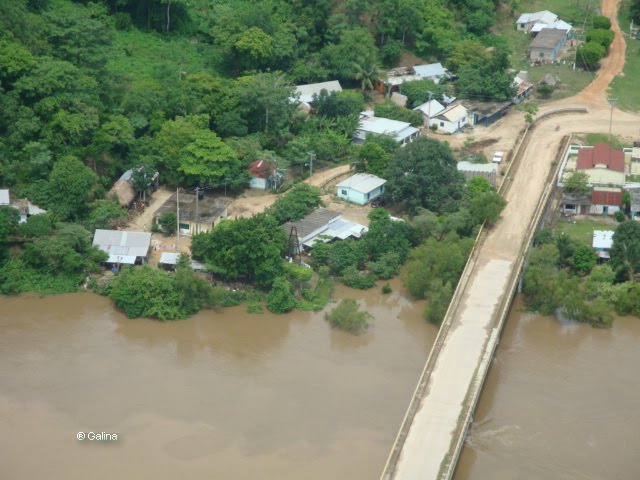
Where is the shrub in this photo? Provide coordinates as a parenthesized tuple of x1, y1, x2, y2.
(537, 83, 555, 98)
(269, 183, 323, 224)
(578, 42, 605, 68)
(424, 280, 453, 325)
(586, 29, 615, 51)
(366, 251, 402, 279)
(159, 212, 177, 235)
(341, 265, 377, 289)
(325, 299, 372, 334)
(381, 283, 392, 294)
(374, 100, 423, 127)
(266, 277, 296, 313)
(592, 16, 612, 30)
(614, 210, 626, 222)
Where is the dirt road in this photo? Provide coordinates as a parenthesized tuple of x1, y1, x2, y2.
(126, 186, 173, 231)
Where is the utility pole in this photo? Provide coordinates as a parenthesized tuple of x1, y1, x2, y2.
(608, 97, 617, 143)
(308, 152, 315, 178)
(195, 187, 199, 235)
(176, 187, 180, 252)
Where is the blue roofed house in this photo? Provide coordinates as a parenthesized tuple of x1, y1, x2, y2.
(336, 173, 386, 205)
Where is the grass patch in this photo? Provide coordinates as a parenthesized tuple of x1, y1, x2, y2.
(584, 132, 627, 148)
(609, 4, 640, 111)
(555, 218, 616, 245)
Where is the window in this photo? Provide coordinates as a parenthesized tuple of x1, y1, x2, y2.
(539, 52, 544, 58)
(440, 122, 444, 127)
(366, 192, 370, 200)
(341, 189, 348, 195)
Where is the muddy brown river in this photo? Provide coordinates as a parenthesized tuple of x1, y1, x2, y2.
(2, 288, 639, 479)
(456, 296, 640, 480)
(0, 280, 436, 479)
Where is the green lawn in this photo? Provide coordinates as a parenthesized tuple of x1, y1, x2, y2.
(584, 132, 627, 148)
(609, 4, 640, 111)
(555, 218, 617, 245)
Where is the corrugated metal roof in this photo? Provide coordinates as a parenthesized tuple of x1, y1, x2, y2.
(530, 28, 568, 49)
(93, 229, 151, 258)
(282, 208, 341, 241)
(517, 10, 558, 25)
(457, 161, 497, 173)
(355, 115, 419, 142)
(592, 230, 614, 250)
(414, 100, 445, 117)
(434, 103, 468, 123)
(591, 187, 623, 206)
(0, 189, 9, 205)
(336, 173, 387, 194)
(107, 254, 137, 264)
(302, 219, 368, 247)
(295, 81, 342, 104)
(413, 63, 447, 78)
(159, 252, 181, 265)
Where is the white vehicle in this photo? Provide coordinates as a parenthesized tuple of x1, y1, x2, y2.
(492, 151, 504, 164)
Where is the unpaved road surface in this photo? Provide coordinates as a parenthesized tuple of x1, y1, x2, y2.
(387, 1, 640, 478)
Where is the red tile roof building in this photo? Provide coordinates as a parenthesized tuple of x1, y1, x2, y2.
(576, 144, 625, 173)
(591, 187, 623, 206)
(248, 160, 275, 179)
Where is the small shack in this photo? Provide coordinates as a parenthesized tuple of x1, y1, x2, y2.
(92, 229, 152, 266)
(592, 230, 614, 260)
(294, 80, 343, 111)
(430, 103, 469, 133)
(336, 173, 386, 205)
(248, 159, 280, 190)
(108, 168, 159, 208)
(530, 28, 569, 62)
(462, 100, 511, 127)
(154, 192, 231, 235)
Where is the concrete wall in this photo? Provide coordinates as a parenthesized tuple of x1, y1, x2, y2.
(337, 185, 384, 205)
(249, 177, 268, 189)
(589, 204, 621, 215)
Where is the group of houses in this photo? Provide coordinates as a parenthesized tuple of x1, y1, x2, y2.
(560, 143, 640, 219)
(517, 10, 573, 63)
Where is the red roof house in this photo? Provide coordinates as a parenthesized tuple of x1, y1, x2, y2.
(248, 160, 277, 189)
(576, 144, 625, 172)
(591, 187, 623, 206)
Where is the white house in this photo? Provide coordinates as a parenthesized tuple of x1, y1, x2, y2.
(592, 230, 614, 260)
(354, 112, 420, 145)
(336, 173, 386, 205)
(92, 229, 152, 266)
(516, 10, 558, 32)
(413, 99, 445, 125)
(430, 103, 469, 133)
(294, 80, 342, 110)
(531, 19, 572, 37)
(0, 189, 9, 206)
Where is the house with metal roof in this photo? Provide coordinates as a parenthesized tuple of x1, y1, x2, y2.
(530, 28, 569, 62)
(590, 187, 623, 215)
(92, 229, 152, 265)
(354, 112, 420, 145)
(0, 189, 9, 205)
(516, 10, 558, 31)
(336, 173, 386, 205)
(282, 208, 368, 251)
(576, 144, 626, 185)
(294, 80, 342, 110)
(413, 99, 445, 125)
(154, 192, 231, 236)
(530, 19, 572, 35)
(592, 230, 615, 259)
(248, 159, 281, 190)
(430, 103, 469, 133)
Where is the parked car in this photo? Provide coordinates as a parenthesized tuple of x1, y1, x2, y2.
(492, 151, 504, 164)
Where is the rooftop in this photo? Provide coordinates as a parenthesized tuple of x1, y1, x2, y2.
(592, 230, 614, 250)
(577, 144, 625, 172)
(302, 218, 368, 248)
(530, 28, 569, 49)
(295, 81, 342, 104)
(336, 173, 387, 194)
(629, 187, 640, 211)
(248, 159, 275, 179)
(154, 193, 232, 224)
(92, 229, 151, 260)
(434, 103, 468, 123)
(457, 161, 497, 173)
(591, 187, 623, 206)
(356, 114, 419, 141)
(517, 10, 558, 25)
(0, 189, 9, 205)
(282, 208, 341, 240)
(414, 99, 445, 117)
(412, 63, 447, 78)
(531, 19, 572, 33)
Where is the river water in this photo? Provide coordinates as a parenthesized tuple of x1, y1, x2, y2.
(0, 280, 436, 480)
(456, 295, 640, 480)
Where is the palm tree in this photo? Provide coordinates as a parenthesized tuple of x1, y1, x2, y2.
(353, 57, 381, 92)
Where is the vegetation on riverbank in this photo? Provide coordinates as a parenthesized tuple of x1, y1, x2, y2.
(523, 221, 640, 327)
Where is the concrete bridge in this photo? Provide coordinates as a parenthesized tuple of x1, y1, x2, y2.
(380, 114, 580, 480)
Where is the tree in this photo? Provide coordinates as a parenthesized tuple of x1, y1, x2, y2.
(321, 27, 378, 81)
(266, 276, 296, 313)
(610, 221, 640, 281)
(19, 213, 52, 238)
(358, 140, 392, 177)
(46, 155, 98, 220)
(400, 79, 446, 108)
(268, 184, 323, 224)
(86, 199, 128, 231)
(353, 56, 380, 92)
(159, 212, 177, 235)
(385, 137, 464, 214)
(311, 90, 364, 118)
(0, 206, 20, 247)
(325, 298, 372, 334)
(578, 42, 605, 69)
(468, 191, 507, 225)
(447, 39, 487, 73)
(586, 29, 615, 51)
(234, 27, 274, 72)
(374, 100, 423, 126)
(455, 45, 515, 101)
(571, 244, 597, 275)
(130, 162, 157, 201)
(564, 171, 591, 195)
(191, 213, 287, 286)
(178, 129, 240, 186)
(174, 255, 217, 315)
(592, 16, 612, 30)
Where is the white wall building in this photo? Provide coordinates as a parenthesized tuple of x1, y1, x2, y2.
(354, 112, 420, 145)
(413, 99, 445, 126)
(430, 103, 469, 133)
